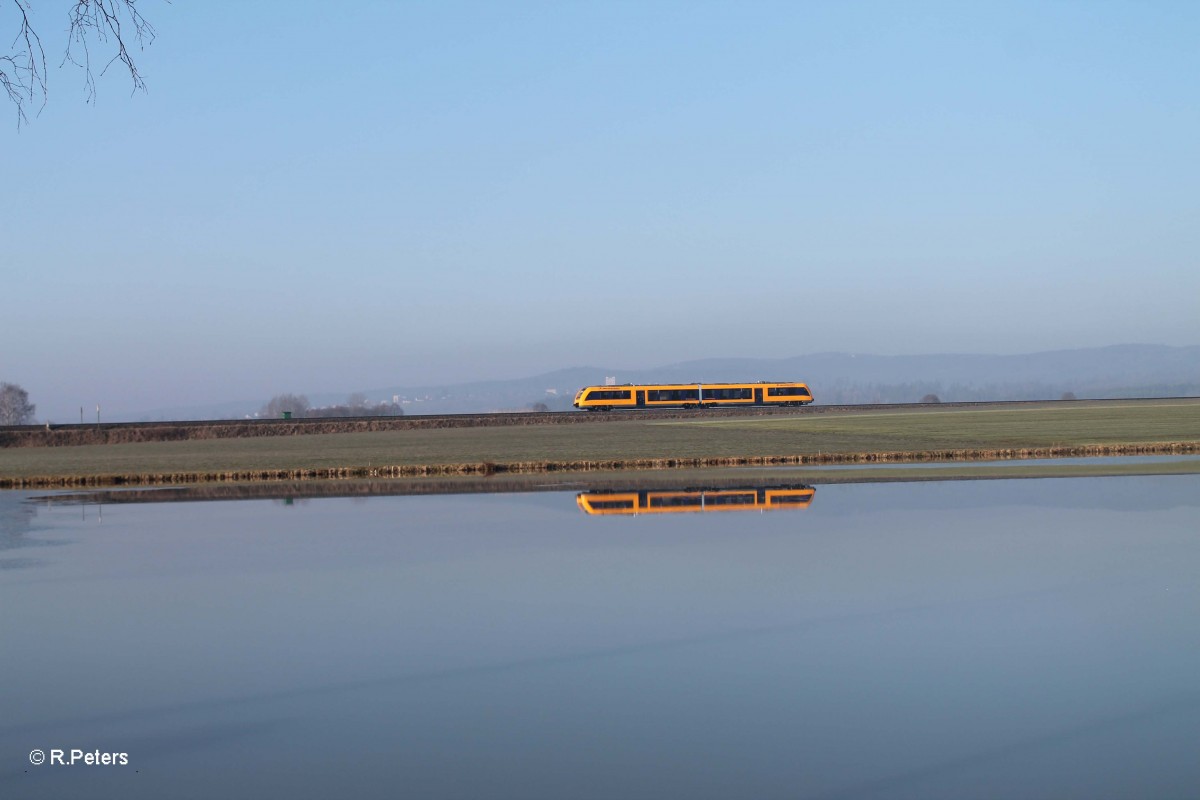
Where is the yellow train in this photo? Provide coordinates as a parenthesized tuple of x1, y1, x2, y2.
(573, 381, 813, 410)
(577, 485, 816, 515)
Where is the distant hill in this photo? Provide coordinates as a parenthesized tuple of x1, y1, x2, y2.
(137, 344, 1200, 419)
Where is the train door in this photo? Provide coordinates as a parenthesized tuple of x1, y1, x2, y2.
(636, 390, 646, 408)
(754, 387, 764, 405)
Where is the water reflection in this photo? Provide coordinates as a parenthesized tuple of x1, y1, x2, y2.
(0, 492, 78, 570)
(577, 484, 815, 515)
(0, 493, 39, 570)
(3, 475, 1200, 798)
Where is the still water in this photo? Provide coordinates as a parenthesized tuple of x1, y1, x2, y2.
(2, 475, 1199, 799)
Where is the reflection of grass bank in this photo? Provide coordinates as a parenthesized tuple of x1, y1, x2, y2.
(31, 458, 1200, 505)
(3, 443, 1199, 489)
(2, 399, 1198, 488)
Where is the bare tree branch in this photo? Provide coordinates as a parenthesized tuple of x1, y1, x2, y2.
(1, 0, 47, 126)
(64, 0, 156, 102)
(2, 0, 158, 126)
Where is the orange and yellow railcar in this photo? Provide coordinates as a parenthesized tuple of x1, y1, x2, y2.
(573, 381, 813, 411)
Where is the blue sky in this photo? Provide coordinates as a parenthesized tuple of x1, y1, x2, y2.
(3, 0, 1198, 419)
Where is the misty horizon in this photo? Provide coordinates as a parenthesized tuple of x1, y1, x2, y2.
(34, 342, 1196, 423)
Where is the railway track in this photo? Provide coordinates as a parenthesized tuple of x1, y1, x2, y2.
(2, 397, 1196, 448)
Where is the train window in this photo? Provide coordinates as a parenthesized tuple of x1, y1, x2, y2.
(648, 495, 703, 508)
(645, 388, 702, 402)
(768, 386, 811, 397)
(587, 499, 636, 510)
(706, 493, 757, 506)
(588, 389, 631, 401)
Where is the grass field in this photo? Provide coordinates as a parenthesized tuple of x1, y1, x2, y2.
(1, 399, 1198, 486)
(658, 399, 1200, 451)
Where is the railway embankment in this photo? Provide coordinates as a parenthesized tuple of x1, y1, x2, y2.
(4, 406, 820, 448)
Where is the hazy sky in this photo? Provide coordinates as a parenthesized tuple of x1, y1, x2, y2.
(4, 0, 1198, 419)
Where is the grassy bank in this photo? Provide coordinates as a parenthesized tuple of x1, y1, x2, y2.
(2, 399, 1198, 488)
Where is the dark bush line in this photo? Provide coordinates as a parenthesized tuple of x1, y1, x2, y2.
(0, 406, 801, 447)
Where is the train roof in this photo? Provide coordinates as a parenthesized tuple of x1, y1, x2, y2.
(580, 380, 809, 387)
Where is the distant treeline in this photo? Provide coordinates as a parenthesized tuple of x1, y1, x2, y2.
(303, 403, 404, 418)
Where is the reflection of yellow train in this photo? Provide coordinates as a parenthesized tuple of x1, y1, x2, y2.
(577, 486, 816, 515)
(573, 381, 813, 411)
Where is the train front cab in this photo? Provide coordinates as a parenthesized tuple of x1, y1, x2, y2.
(762, 383, 813, 406)
(573, 387, 638, 410)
